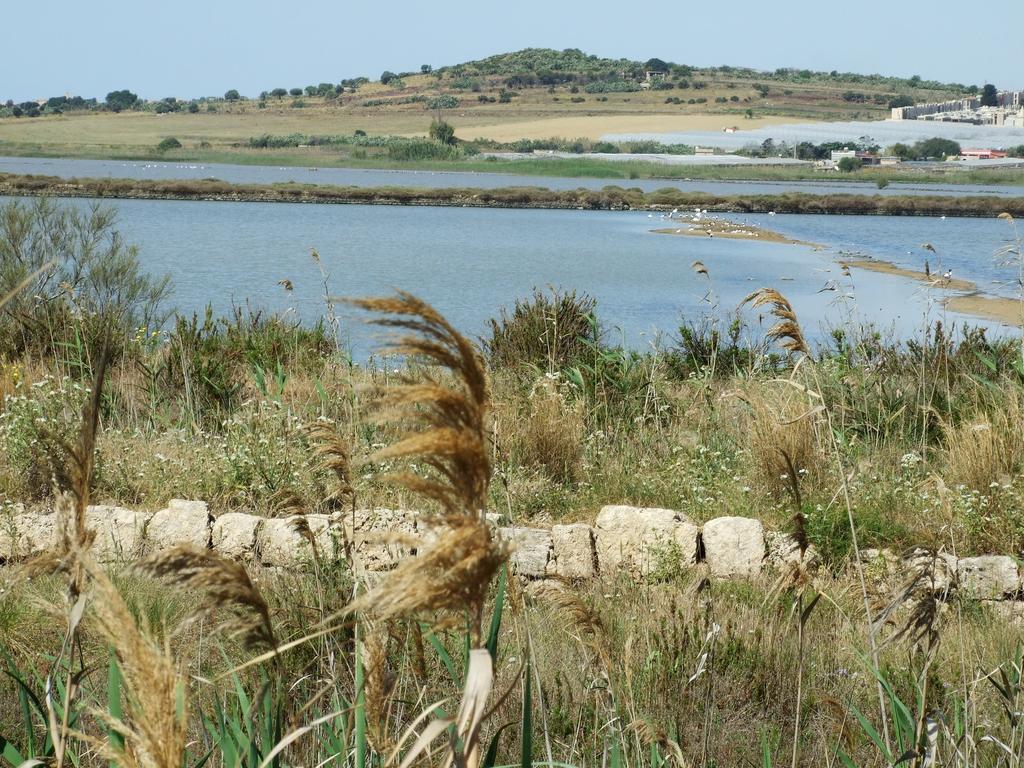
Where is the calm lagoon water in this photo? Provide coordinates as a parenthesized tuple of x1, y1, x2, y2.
(5, 194, 1017, 358)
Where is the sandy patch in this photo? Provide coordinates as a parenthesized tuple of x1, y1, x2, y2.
(841, 259, 976, 292)
(843, 258, 1024, 325)
(652, 219, 820, 246)
(944, 295, 1024, 326)
(455, 114, 817, 142)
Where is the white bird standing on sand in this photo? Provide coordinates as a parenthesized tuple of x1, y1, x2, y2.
(943, 269, 953, 280)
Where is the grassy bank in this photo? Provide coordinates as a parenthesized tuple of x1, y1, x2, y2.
(3, 172, 1024, 217)
(4, 138, 1024, 186)
(3, 198, 1024, 768)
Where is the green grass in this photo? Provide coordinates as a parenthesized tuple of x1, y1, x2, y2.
(4, 138, 1024, 186)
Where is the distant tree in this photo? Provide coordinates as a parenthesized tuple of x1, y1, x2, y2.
(105, 89, 139, 112)
(287, 87, 301, 97)
(908, 75, 922, 86)
(304, 85, 317, 96)
(643, 58, 669, 72)
(887, 142, 913, 160)
(429, 119, 456, 145)
(837, 156, 863, 172)
(156, 137, 182, 152)
(421, 64, 432, 74)
(980, 83, 999, 107)
(913, 137, 961, 159)
(188, 102, 199, 113)
(224, 89, 241, 101)
(270, 88, 287, 99)
(888, 95, 914, 109)
(380, 71, 398, 84)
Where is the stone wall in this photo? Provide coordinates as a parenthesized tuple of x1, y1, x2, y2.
(2, 501, 1022, 610)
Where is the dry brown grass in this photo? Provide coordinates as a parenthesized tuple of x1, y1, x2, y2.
(509, 374, 586, 483)
(743, 381, 823, 496)
(942, 396, 1024, 491)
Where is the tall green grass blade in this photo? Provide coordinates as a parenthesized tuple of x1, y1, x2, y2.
(487, 566, 507, 663)
(107, 651, 124, 766)
(521, 664, 533, 768)
(483, 722, 515, 768)
(1, 737, 27, 767)
(422, 623, 461, 685)
(355, 624, 367, 768)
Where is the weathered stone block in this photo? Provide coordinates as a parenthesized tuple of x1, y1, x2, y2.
(257, 514, 340, 567)
(344, 508, 417, 572)
(957, 556, 1019, 599)
(702, 516, 765, 579)
(498, 527, 552, 578)
(147, 499, 211, 552)
(0, 512, 56, 559)
(594, 506, 699, 579)
(903, 549, 958, 596)
(549, 524, 596, 579)
(764, 531, 818, 573)
(212, 513, 262, 560)
(86, 505, 150, 561)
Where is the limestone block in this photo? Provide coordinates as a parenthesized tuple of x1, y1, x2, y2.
(702, 516, 765, 579)
(594, 506, 699, 579)
(0, 512, 56, 559)
(257, 514, 340, 567)
(86, 505, 150, 561)
(212, 513, 262, 560)
(344, 508, 418, 572)
(957, 556, 1019, 599)
(764, 532, 819, 573)
(498, 527, 552, 578)
(548, 524, 596, 579)
(147, 499, 211, 552)
(903, 549, 958, 596)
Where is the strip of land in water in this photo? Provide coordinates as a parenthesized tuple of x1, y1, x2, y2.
(843, 258, 1023, 325)
(652, 219, 822, 246)
(2, 172, 1023, 217)
(651, 216, 1023, 326)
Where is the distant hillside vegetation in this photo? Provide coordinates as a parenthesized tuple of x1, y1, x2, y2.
(434, 47, 976, 94)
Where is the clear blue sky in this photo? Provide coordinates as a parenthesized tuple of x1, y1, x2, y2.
(6, 0, 1021, 101)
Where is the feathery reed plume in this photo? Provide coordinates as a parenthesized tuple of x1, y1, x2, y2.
(47, 348, 109, 554)
(741, 288, 810, 356)
(362, 619, 397, 752)
(527, 579, 611, 671)
(307, 421, 355, 510)
(691, 260, 709, 277)
(627, 720, 688, 768)
(347, 291, 490, 517)
(135, 544, 277, 652)
(778, 449, 810, 556)
(82, 555, 187, 768)
(344, 293, 508, 637)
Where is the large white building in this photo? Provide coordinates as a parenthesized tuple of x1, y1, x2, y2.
(891, 91, 1024, 125)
